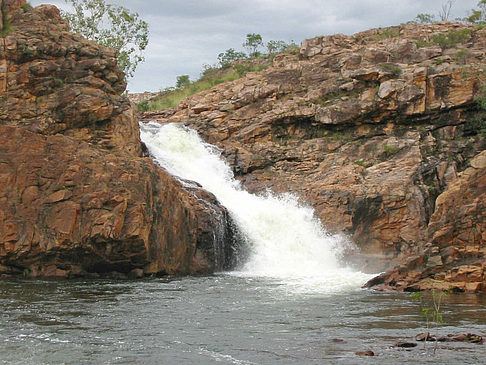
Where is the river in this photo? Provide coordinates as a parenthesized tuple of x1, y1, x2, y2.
(1, 277, 485, 364)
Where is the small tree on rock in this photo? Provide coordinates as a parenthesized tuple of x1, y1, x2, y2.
(266, 40, 288, 54)
(217, 48, 246, 68)
(243, 33, 263, 57)
(465, 0, 486, 23)
(415, 13, 436, 24)
(175, 75, 190, 88)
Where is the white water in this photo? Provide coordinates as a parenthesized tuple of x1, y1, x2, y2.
(140, 122, 372, 292)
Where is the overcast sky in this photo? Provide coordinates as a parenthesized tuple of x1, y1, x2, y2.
(31, 0, 478, 93)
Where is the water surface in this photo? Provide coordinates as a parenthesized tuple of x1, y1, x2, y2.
(1, 276, 485, 365)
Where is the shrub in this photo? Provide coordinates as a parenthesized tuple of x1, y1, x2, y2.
(380, 63, 402, 78)
(433, 58, 447, 65)
(234, 61, 267, 77)
(375, 28, 400, 40)
(454, 49, 469, 64)
(0, 23, 13, 37)
(0, 3, 13, 38)
(411, 290, 450, 354)
(137, 100, 149, 112)
(432, 29, 472, 49)
(217, 48, 246, 68)
(464, 1, 486, 24)
(414, 39, 434, 48)
(416, 13, 436, 24)
(22, 2, 33, 12)
(175, 75, 190, 89)
(383, 144, 399, 156)
(243, 33, 263, 57)
(405, 13, 436, 25)
(267, 40, 288, 54)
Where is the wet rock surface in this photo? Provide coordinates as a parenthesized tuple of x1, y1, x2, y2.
(142, 23, 486, 291)
(0, 1, 236, 278)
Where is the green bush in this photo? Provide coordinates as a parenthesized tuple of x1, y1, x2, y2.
(380, 63, 402, 78)
(383, 144, 399, 156)
(234, 61, 267, 77)
(375, 28, 400, 40)
(243, 33, 263, 57)
(454, 49, 470, 64)
(217, 48, 247, 68)
(267, 40, 295, 54)
(476, 85, 486, 111)
(414, 39, 434, 48)
(175, 75, 190, 89)
(137, 100, 149, 112)
(432, 29, 472, 49)
(1, 4, 13, 38)
(22, 2, 33, 12)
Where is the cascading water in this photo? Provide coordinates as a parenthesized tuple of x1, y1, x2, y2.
(140, 121, 372, 292)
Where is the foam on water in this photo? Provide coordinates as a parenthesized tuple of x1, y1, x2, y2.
(140, 122, 373, 292)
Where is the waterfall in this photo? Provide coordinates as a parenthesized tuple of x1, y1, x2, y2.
(140, 122, 372, 292)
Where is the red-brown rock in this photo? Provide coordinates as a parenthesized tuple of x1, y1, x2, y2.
(0, 2, 236, 277)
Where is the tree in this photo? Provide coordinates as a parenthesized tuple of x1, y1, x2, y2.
(243, 33, 263, 57)
(61, 0, 149, 79)
(415, 13, 436, 24)
(464, 0, 486, 23)
(407, 0, 456, 25)
(217, 48, 246, 68)
(175, 75, 190, 88)
(266, 40, 288, 54)
(465, 9, 483, 23)
(438, 0, 455, 21)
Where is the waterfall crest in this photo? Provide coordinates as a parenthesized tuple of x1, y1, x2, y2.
(140, 122, 372, 292)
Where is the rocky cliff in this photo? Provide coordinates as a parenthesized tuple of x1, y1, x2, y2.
(0, 0, 236, 278)
(142, 23, 486, 292)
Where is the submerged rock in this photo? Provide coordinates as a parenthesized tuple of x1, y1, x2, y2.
(355, 350, 375, 356)
(415, 332, 435, 342)
(447, 333, 484, 343)
(395, 342, 417, 348)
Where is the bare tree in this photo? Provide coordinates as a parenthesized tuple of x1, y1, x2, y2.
(439, 0, 456, 21)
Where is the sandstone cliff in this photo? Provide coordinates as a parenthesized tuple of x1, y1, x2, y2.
(142, 23, 486, 292)
(0, 1, 236, 278)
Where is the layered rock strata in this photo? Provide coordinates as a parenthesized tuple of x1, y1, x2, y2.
(142, 23, 486, 291)
(0, 1, 235, 277)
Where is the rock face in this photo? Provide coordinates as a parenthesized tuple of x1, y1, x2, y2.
(142, 23, 486, 291)
(364, 151, 486, 293)
(0, 1, 140, 155)
(0, 2, 236, 277)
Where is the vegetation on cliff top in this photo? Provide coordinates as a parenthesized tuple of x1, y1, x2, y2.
(138, 34, 298, 111)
